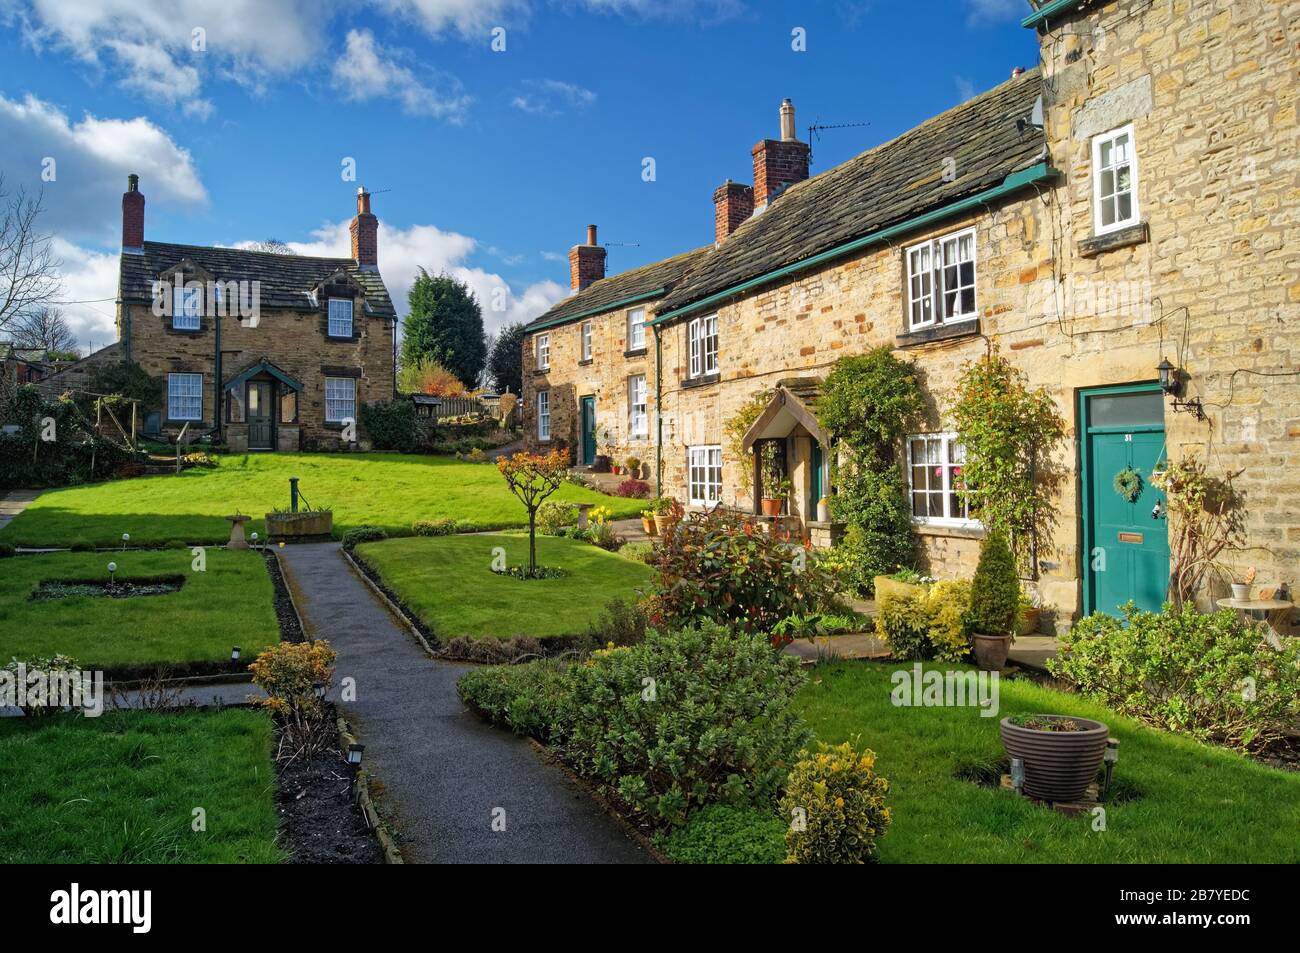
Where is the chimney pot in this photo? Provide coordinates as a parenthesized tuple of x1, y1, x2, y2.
(586, 223, 598, 246)
(122, 173, 145, 253)
(780, 98, 797, 141)
(752, 101, 810, 209)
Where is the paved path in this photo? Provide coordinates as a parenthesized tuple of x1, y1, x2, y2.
(0, 488, 41, 531)
(277, 542, 649, 864)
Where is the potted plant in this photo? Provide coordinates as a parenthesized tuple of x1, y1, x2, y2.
(968, 529, 1019, 671)
(816, 495, 831, 523)
(1016, 592, 1042, 636)
(641, 507, 657, 537)
(625, 456, 641, 480)
(1000, 713, 1110, 802)
(1231, 566, 1255, 602)
(653, 497, 683, 536)
(760, 442, 788, 517)
(265, 505, 334, 539)
(593, 454, 612, 473)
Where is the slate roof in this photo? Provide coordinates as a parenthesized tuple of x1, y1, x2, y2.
(526, 245, 711, 331)
(119, 241, 397, 318)
(656, 69, 1046, 320)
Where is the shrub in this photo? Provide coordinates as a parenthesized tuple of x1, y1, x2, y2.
(1050, 603, 1300, 751)
(586, 597, 648, 647)
(647, 508, 841, 638)
(248, 640, 337, 727)
(1, 654, 81, 716)
(456, 659, 573, 743)
(780, 739, 891, 864)
(564, 623, 810, 826)
(619, 541, 654, 563)
(536, 501, 577, 535)
(412, 518, 457, 536)
(359, 399, 419, 453)
(875, 588, 933, 660)
(926, 579, 973, 663)
(341, 525, 387, 549)
(616, 478, 651, 498)
(968, 529, 1019, 635)
(658, 804, 787, 865)
(830, 467, 916, 596)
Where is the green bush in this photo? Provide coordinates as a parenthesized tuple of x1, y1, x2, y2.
(564, 623, 810, 826)
(359, 399, 419, 453)
(646, 508, 841, 639)
(658, 804, 787, 864)
(341, 525, 387, 549)
(0, 386, 136, 489)
(586, 597, 648, 647)
(829, 466, 916, 596)
(926, 579, 973, 663)
(536, 501, 577, 535)
(456, 659, 573, 743)
(1050, 603, 1300, 751)
(875, 588, 933, 660)
(968, 529, 1019, 635)
(780, 739, 891, 864)
(412, 518, 457, 536)
(619, 541, 654, 563)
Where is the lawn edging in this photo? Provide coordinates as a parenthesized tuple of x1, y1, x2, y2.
(340, 545, 441, 657)
(335, 713, 404, 865)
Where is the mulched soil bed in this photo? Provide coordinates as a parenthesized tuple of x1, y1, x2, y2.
(264, 549, 305, 643)
(274, 726, 382, 865)
(29, 575, 185, 601)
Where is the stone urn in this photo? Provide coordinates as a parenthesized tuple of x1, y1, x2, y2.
(1000, 715, 1110, 802)
(225, 514, 251, 550)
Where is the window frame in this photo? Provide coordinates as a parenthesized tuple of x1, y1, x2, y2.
(687, 313, 718, 378)
(536, 333, 550, 371)
(167, 372, 203, 421)
(904, 226, 978, 332)
(627, 306, 646, 351)
(1091, 123, 1140, 236)
(687, 444, 723, 507)
(324, 376, 356, 424)
(906, 431, 977, 527)
(327, 297, 354, 337)
(537, 389, 551, 441)
(628, 374, 647, 438)
(580, 320, 593, 362)
(172, 285, 201, 331)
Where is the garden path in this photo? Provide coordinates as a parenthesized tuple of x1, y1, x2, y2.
(0, 488, 41, 530)
(277, 541, 650, 864)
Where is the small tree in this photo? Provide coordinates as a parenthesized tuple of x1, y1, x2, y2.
(968, 529, 1020, 636)
(497, 450, 569, 574)
(487, 321, 526, 397)
(401, 270, 486, 389)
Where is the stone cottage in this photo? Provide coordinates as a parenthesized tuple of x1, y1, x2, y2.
(523, 0, 1296, 632)
(39, 176, 397, 451)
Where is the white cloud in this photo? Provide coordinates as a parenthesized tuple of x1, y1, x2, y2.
(331, 29, 471, 121)
(0, 93, 206, 241)
(47, 237, 122, 353)
(954, 75, 977, 102)
(375, 0, 529, 37)
(963, 0, 1023, 25)
(511, 79, 596, 116)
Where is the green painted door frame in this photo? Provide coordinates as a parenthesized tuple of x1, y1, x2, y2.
(1078, 381, 1169, 616)
(580, 396, 597, 466)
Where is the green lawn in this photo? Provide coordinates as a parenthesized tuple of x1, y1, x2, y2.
(0, 452, 644, 548)
(0, 549, 279, 670)
(355, 534, 653, 640)
(0, 709, 283, 863)
(794, 661, 1300, 863)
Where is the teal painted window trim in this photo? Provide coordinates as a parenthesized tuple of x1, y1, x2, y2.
(526, 287, 666, 335)
(1021, 0, 1084, 29)
(649, 162, 1057, 327)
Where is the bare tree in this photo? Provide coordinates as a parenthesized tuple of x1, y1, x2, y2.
(0, 176, 61, 337)
(9, 306, 77, 355)
(247, 238, 297, 255)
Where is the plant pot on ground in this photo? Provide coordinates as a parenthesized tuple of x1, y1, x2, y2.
(968, 529, 1019, 671)
(1000, 714, 1110, 802)
(640, 509, 657, 536)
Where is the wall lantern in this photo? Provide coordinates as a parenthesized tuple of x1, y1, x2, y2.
(1156, 357, 1206, 421)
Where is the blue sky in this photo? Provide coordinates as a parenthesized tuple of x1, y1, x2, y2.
(0, 0, 1039, 350)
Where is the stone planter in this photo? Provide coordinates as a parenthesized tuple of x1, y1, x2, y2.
(654, 514, 677, 536)
(1000, 715, 1109, 802)
(265, 510, 334, 539)
(973, 632, 1012, 671)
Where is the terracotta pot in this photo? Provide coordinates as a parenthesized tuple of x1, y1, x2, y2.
(654, 514, 676, 536)
(1000, 715, 1109, 802)
(760, 498, 783, 517)
(641, 517, 657, 536)
(972, 632, 1011, 671)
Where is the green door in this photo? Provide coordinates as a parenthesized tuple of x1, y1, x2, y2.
(1081, 385, 1169, 615)
(580, 396, 596, 466)
(248, 381, 273, 450)
(810, 443, 824, 515)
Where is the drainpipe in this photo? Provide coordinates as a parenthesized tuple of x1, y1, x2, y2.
(653, 325, 663, 496)
(213, 308, 222, 442)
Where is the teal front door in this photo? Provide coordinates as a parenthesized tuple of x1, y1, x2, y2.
(248, 381, 273, 450)
(1080, 384, 1169, 615)
(580, 396, 596, 465)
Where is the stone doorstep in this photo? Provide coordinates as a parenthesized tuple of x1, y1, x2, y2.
(1000, 775, 1102, 817)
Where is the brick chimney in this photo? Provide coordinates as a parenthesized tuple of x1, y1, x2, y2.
(713, 179, 754, 244)
(751, 98, 810, 210)
(122, 173, 145, 254)
(350, 187, 378, 270)
(568, 223, 606, 291)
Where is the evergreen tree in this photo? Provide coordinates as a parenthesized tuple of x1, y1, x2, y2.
(400, 270, 486, 388)
(487, 321, 526, 395)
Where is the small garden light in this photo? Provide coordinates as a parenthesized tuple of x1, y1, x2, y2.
(1010, 757, 1025, 793)
(121, 532, 130, 551)
(231, 646, 241, 662)
(1103, 738, 1120, 793)
(347, 743, 365, 767)
(107, 561, 117, 585)
(313, 682, 326, 701)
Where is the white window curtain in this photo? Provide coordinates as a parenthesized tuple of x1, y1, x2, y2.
(328, 298, 354, 337)
(167, 373, 203, 420)
(324, 377, 356, 423)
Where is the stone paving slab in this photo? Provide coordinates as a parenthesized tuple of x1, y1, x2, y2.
(0, 488, 41, 530)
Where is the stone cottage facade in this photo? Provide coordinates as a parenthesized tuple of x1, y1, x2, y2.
(525, 0, 1297, 632)
(41, 176, 397, 451)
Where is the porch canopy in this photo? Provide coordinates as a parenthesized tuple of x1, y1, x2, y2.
(740, 378, 829, 452)
(223, 358, 303, 393)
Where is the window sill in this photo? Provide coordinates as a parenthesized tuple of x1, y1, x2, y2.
(624, 347, 647, 359)
(164, 419, 206, 427)
(1079, 221, 1147, 258)
(682, 372, 720, 390)
(325, 333, 360, 342)
(578, 359, 593, 367)
(165, 326, 205, 335)
(532, 368, 550, 376)
(913, 520, 984, 540)
(323, 420, 356, 430)
(896, 320, 980, 349)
